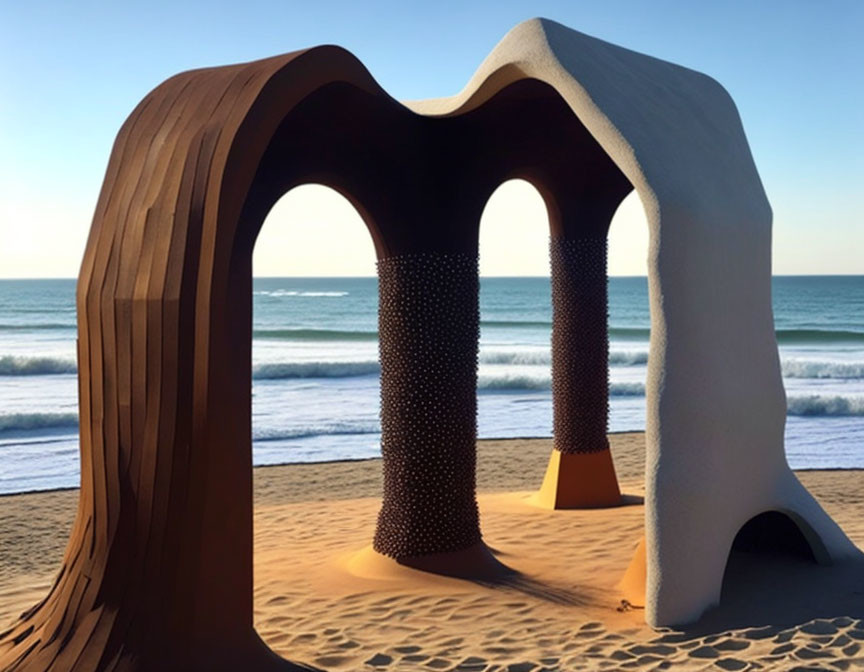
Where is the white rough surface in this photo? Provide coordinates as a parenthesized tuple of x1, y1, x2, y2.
(408, 18, 860, 626)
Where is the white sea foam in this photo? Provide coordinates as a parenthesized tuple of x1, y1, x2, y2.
(477, 350, 649, 366)
(781, 359, 864, 379)
(253, 290, 349, 297)
(253, 361, 379, 379)
(0, 413, 79, 433)
(609, 382, 647, 396)
(609, 351, 649, 365)
(7, 352, 864, 381)
(253, 421, 379, 441)
(256, 350, 649, 378)
(479, 351, 551, 365)
(0, 355, 77, 376)
(786, 395, 864, 417)
(476, 374, 645, 395)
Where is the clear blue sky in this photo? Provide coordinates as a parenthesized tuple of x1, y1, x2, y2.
(1, 0, 862, 276)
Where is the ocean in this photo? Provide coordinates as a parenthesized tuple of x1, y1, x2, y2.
(0, 276, 862, 495)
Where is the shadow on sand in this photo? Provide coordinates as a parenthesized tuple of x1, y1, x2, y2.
(659, 552, 864, 643)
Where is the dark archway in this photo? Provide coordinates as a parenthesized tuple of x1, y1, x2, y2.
(717, 510, 830, 620)
(241, 75, 634, 563)
(727, 511, 828, 565)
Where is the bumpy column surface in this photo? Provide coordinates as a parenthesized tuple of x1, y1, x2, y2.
(550, 235, 610, 454)
(534, 235, 621, 509)
(373, 252, 481, 559)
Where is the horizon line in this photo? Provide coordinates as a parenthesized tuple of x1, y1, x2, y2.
(1, 273, 863, 281)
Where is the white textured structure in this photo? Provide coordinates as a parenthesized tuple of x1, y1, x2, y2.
(410, 18, 860, 626)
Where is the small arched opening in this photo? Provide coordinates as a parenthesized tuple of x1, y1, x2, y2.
(727, 510, 828, 566)
(721, 510, 829, 606)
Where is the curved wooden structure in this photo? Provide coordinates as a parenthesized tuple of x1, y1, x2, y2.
(2, 16, 858, 671)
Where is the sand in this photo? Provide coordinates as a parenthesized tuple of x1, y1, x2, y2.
(2, 433, 863, 671)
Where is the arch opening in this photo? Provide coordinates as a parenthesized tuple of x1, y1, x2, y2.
(250, 183, 379, 469)
(605, 191, 651, 438)
(728, 511, 822, 564)
(250, 183, 380, 660)
(466, 79, 637, 511)
(476, 179, 554, 449)
(477, 179, 648, 510)
(719, 510, 829, 612)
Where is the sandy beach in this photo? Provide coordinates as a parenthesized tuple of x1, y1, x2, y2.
(2, 432, 863, 671)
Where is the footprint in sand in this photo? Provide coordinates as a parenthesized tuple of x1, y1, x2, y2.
(714, 638, 750, 652)
(688, 645, 719, 659)
(843, 643, 862, 657)
(770, 642, 795, 655)
(290, 632, 318, 644)
(772, 630, 795, 644)
(628, 644, 676, 656)
(401, 654, 429, 663)
(742, 625, 780, 640)
(801, 619, 839, 635)
(795, 645, 835, 661)
(364, 653, 392, 667)
(505, 663, 537, 672)
(452, 656, 487, 671)
(314, 655, 356, 667)
(829, 634, 852, 648)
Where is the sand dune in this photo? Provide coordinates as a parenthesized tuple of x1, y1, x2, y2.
(2, 433, 863, 670)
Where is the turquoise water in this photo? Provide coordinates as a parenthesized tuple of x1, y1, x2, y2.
(0, 276, 862, 493)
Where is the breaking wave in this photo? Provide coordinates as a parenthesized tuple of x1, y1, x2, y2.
(254, 290, 349, 297)
(253, 421, 379, 442)
(253, 361, 379, 379)
(0, 355, 77, 376)
(0, 413, 79, 433)
(781, 359, 864, 379)
(479, 350, 648, 366)
(477, 375, 645, 395)
(786, 395, 864, 417)
(252, 328, 378, 341)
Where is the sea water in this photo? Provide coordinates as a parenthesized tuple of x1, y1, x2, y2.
(0, 276, 862, 494)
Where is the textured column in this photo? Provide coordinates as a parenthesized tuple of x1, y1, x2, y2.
(534, 235, 621, 508)
(373, 252, 481, 559)
(551, 236, 610, 453)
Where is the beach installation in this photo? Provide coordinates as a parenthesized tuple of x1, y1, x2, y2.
(1, 16, 858, 672)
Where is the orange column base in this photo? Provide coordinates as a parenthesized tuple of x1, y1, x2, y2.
(619, 535, 646, 608)
(531, 447, 622, 509)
